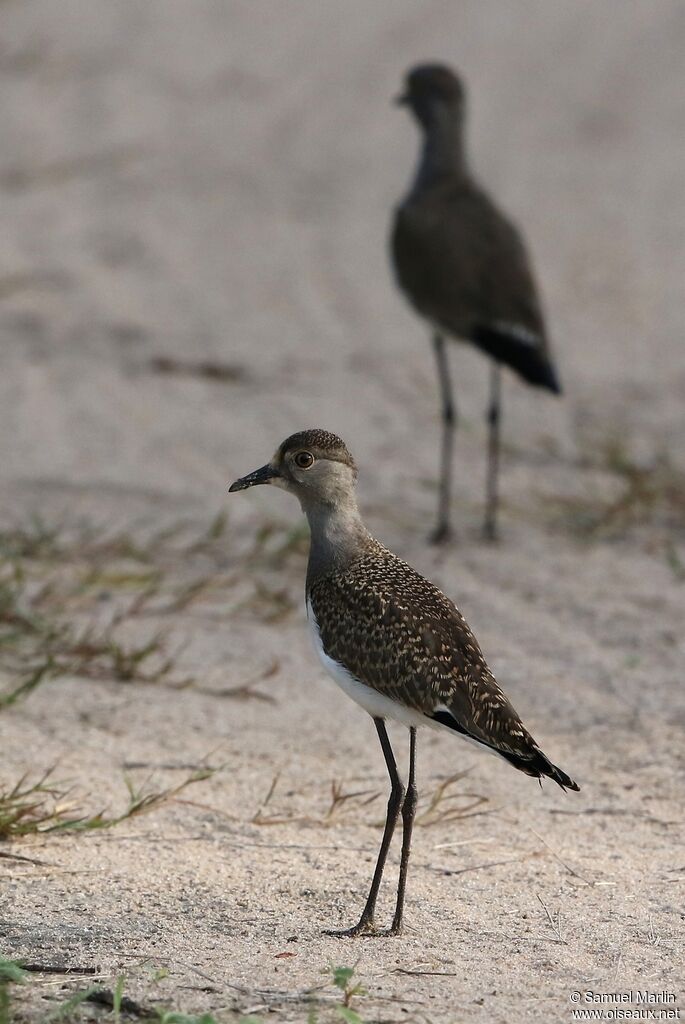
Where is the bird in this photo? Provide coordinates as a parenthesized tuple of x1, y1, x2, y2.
(391, 63, 561, 544)
(229, 429, 579, 937)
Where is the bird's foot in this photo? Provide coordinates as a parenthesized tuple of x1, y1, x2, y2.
(323, 919, 405, 939)
(387, 921, 403, 937)
(323, 917, 380, 939)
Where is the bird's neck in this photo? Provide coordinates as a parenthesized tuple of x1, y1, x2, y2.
(303, 497, 372, 587)
(411, 112, 468, 192)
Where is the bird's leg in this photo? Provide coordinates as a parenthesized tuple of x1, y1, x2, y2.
(389, 727, 417, 935)
(484, 362, 502, 542)
(324, 718, 404, 938)
(430, 333, 456, 545)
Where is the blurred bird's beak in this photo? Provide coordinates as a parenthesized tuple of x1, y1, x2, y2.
(394, 92, 409, 106)
(229, 464, 280, 492)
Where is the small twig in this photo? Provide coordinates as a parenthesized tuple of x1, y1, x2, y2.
(121, 761, 212, 771)
(548, 808, 680, 827)
(182, 659, 280, 702)
(529, 827, 594, 885)
(433, 837, 494, 850)
(536, 893, 565, 944)
(258, 772, 281, 811)
(392, 968, 457, 977)
(0, 850, 55, 866)
(325, 779, 379, 821)
(215, 840, 372, 851)
(173, 797, 238, 820)
(426, 857, 522, 877)
(195, 682, 275, 703)
(20, 963, 99, 975)
(402, 770, 492, 828)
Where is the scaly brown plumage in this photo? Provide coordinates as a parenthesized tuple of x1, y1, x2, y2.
(308, 541, 576, 788)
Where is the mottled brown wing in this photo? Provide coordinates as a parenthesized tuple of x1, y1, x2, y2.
(308, 548, 534, 759)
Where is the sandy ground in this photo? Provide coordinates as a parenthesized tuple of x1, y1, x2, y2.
(1, 1, 684, 1021)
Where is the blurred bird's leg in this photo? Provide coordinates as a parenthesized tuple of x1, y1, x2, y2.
(390, 727, 417, 935)
(484, 362, 502, 541)
(430, 333, 456, 544)
(324, 718, 404, 938)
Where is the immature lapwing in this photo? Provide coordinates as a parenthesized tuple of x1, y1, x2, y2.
(230, 429, 578, 937)
(392, 64, 561, 543)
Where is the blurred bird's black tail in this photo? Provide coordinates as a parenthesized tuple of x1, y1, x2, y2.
(474, 324, 562, 393)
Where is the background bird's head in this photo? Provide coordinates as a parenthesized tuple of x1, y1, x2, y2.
(397, 63, 466, 129)
(229, 429, 358, 511)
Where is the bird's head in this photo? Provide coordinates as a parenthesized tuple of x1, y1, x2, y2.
(397, 63, 465, 129)
(229, 429, 358, 512)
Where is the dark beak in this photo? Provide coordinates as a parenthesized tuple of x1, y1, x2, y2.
(228, 463, 280, 493)
(394, 92, 409, 106)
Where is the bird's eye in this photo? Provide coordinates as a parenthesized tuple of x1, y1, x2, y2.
(294, 451, 314, 469)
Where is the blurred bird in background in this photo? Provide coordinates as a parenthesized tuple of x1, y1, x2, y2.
(392, 64, 561, 543)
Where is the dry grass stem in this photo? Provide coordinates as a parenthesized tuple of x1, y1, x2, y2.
(0, 515, 306, 706)
(536, 892, 565, 944)
(0, 766, 218, 840)
(529, 827, 594, 886)
(415, 772, 489, 827)
(543, 436, 685, 541)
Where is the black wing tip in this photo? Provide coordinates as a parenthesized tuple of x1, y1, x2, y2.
(473, 325, 562, 393)
(548, 768, 580, 793)
(539, 362, 563, 395)
(511, 350, 562, 394)
(529, 749, 579, 792)
(502, 748, 579, 792)
(431, 710, 579, 791)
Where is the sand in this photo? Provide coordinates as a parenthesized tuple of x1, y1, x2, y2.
(1, 2, 684, 1021)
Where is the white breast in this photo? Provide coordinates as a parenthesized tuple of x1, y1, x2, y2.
(306, 598, 429, 730)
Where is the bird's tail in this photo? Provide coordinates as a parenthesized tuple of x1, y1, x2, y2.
(498, 743, 580, 792)
(474, 325, 562, 393)
(431, 707, 578, 791)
